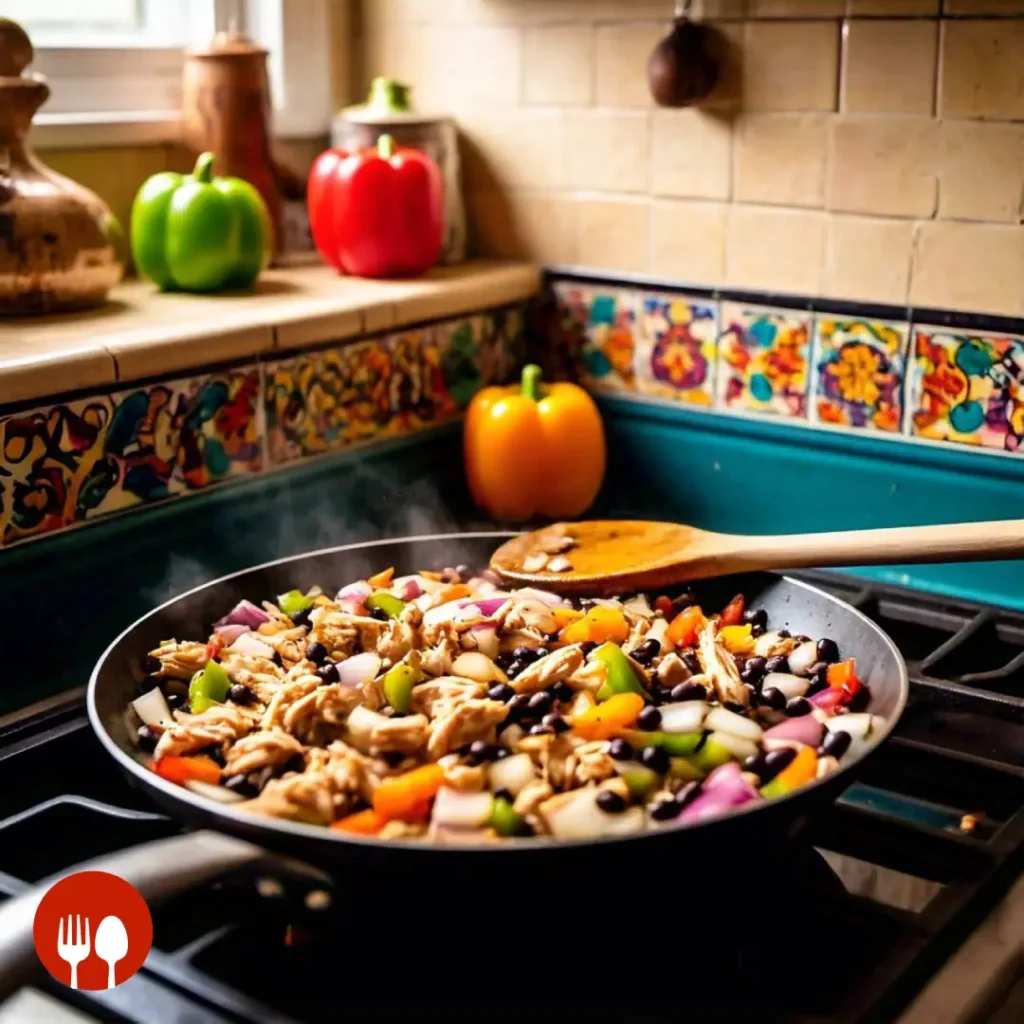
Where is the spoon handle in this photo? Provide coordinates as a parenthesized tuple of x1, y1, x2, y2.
(731, 518, 1024, 573)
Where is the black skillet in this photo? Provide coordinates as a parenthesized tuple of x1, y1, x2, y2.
(0, 533, 908, 996)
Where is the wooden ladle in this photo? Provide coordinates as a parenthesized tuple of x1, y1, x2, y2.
(490, 519, 1024, 597)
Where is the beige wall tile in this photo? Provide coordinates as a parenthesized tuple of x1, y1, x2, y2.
(650, 200, 727, 285)
(842, 18, 937, 116)
(911, 221, 1024, 316)
(824, 216, 914, 304)
(940, 19, 1024, 120)
(944, 1, 1024, 13)
(829, 117, 938, 217)
(747, 0, 844, 14)
(733, 114, 828, 207)
(468, 188, 578, 264)
(743, 21, 840, 112)
(595, 23, 661, 108)
(459, 109, 565, 191)
(938, 121, 1024, 223)
(523, 24, 594, 106)
(574, 197, 650, 273)
(726, 206, 826, 294)
(847, 0, 938, 12)
(650, 110, 732, 200)
(563, 111, 651, 193)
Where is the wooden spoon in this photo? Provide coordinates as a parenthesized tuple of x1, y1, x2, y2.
(490, 519, 1024, 597)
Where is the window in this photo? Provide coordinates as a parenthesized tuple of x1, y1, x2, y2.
(8, 0, 333, 146)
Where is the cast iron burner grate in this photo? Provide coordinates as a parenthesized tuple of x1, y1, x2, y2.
(0, 573, 1022, 1024)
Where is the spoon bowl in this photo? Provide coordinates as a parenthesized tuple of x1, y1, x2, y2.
(94, 914, 129, 990)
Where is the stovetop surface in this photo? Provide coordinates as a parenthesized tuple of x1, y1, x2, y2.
(1, 571, 1022, 1024)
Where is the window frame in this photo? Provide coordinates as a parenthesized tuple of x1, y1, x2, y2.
(26, 0, 334, 148)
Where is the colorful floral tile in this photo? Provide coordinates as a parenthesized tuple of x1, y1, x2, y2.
(811, 319, 909, 433)
(906, 328, 1024, 453)
(0, 367, 262, 546)
(716, 304, 810, 418)
(552, 282, 638, 392)
(635, 292, 717, 406)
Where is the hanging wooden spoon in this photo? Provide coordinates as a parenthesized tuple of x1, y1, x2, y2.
(490, 519, 1024, 597)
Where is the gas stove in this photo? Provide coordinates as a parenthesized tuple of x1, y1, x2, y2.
(0, 571, 1020, 1024)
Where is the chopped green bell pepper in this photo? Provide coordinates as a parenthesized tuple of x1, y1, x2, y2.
(189, 660, 231, 713)
(278, 589, 315, 618)
(759, 776, 789, 801)
(489, 796, 524, 837)
(365, 592, 406, 619)
(592, 642, 646, 701)
(617, 729, 704, 756)
(621, 764, 659, 799)
(131, 151, 271, 293)
(684, 735, 733, 776)
(382, 662, 421, 713)
(667, 757, 704, 783)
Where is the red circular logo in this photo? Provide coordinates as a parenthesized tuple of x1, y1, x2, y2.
(33, 871, 153, 990)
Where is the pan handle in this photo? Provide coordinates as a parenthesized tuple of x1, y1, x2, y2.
(0, 830, 266, 1002)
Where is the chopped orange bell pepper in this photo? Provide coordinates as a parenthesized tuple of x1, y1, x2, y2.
(153, 754, 222, 786)
(368, 566, 394, 588)
(720, 594, 745, 627)
(464, 364, 606, 522)
(718, 623, 755, 654)
(552, 607, 584, 629)
(560, 605, 629, 645)
(436, 583, 471, 604)
(776, 745, 818, 789)
(332, 808, 386, 835)
(572, 692, 644, 740)
(666, 605, 706, 647)
(827, 659, 862, 702)
(372, 764, 445, 822)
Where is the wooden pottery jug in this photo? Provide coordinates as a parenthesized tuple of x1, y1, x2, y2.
(182, 29, 297, 259)
(0, 18, 124, 316)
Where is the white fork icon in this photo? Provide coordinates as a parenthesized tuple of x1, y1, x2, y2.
(56, 914, 91, 989)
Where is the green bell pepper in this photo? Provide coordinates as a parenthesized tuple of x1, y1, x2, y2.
(382, 662, 422, 713)
(131, 151, 271, 292)
(365, 592, 406, 619)
(684, 735, 733, 777)
(278, 590, 315, 618)
(189, 660, 231, 713)
(617, 729, 704, 756)
(489, 796, 524, 837)
(592, 642, 647, 701)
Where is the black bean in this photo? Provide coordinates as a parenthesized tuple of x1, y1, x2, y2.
(469, 740, 492, 759)
(805, 677, 829, 697)
(315, 662, 339, 685)
(723, 700, 746, 715)
(136, 725, 158, 752)
(670, 681, 707, 702)
(786, 696, 812, 717)
(846, 686, 870, 712)
(380, 751, 406, 768)
(742, 752, 767, 778)
(306, 641, 327, 665)
(542, 713, 570, 733)
(493, 787, 514, 803)
(807, 660, 829, 681)
(761, 686, 786, 711)
(488, 683, 515, 702)
(513, 645, 539, 663)
(639, 745, 670, 774)
(821, 729, 852, 759)
(225, 774, 260, 798)
(527, 691, 553, 714)
(496, 652, 517, 672)
(762, 747, 797, 781)
(638, 706, 662, 730)
(506, 660, 527, 679)
(550, 682, 574, 704)
(742, 656, 767, 685)
(682, 651, 702, 674)
(655, 687, 678, 705)
(632, 638, 661, 666)
(282, 754, 306, 776)
(455, 564, 474, 582)
(650, 799, 681, 821)
(229, 683, 255, 705)
(144, 655, 162, 674)
(777, 629, 792, 639)
(743, 607, 768, 630)
(165, 691, 185, 710)
(529, 724, 555, 736)
(675, 781, 701, 809)
(816, 638, 840, 664)
(765, 655, 790, 674)
(369, 607, 389, 622)
(179, 701, 192, 715)
(751, 624, 765, 638)
(505, 694, 531, 720)
(579, 641, 598, 657)
(195, 744, 226, 767)
(608, 738, 633, 761)
(291, 607, 313, 629)
(596, 790, 627, 814)
(493, 747, 511, 760)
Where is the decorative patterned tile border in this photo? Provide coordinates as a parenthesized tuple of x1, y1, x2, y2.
(636, 292, 717, 406)
(0, 305, 525, 549)
(552, 281, 638, 393)
(717, 303, 810, 419)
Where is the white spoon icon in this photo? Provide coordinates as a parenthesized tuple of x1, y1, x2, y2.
(94, 915, 129, 989)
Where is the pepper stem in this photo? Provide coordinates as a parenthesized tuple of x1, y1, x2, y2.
(193, 152, 216, 183)
(368, 77, 411, 114)
(521, 364, 543, 402)
(377, 133, 395, 160)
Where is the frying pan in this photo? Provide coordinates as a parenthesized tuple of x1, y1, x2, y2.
(0, 533, 908, 997)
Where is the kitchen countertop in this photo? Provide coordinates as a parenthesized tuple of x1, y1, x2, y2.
(0, 259, 540, 407)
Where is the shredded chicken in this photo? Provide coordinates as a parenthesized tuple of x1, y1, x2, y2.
(370, 713, 430, 755)
(656, 653, 692, 689)
(426, 699, 508, 759)
(223, 729, 305, 777)
(282, 683, 366, 744)
(410, 676, 488, 718)
(260, 664, 322, 731)
(513, 779, 554, 817)
(443, 763, 488, 792)
(509, 645, 584, 694)
(376, 604, 422, 665)
(574, 740, 617, 785)
(420, 637, 459, 676)
(154, 704, 254, 758)
(255, 623, 309, 668)
(150, 640, 209, 680)
(698, 622, 748, 706)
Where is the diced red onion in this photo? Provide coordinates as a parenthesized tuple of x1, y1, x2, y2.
(679, 762, 759, 824)
(471, 596, 509, 617)
(809, 686, 844, 711)
(213, 623, 250, 646)
(215, 599, 269, 630)
(337, 652, 381, 687)
(391, 576, 424, 600)
(226, 632, 276, 659)
(764, 716, 824, 747)
(338, 597, 367, 616)
(432, 787, 493, 827)
(468, 623, 499, 660)
(132, 687, 172, 727)
(337, 580, 372, 601)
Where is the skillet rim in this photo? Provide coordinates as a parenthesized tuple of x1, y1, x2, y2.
(87, 531, 910, 854)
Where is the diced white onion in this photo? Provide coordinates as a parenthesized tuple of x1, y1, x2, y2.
(184, 780, 244, 804)
(601, 806, 646, 836)
(762, 672, 809, 700)
(346, 705, 389, 749)
(227, 632, 276, 660)
(467, 624, 499, 661)
(658, 701, 709, 734)
(788, 641, 819, 676)
(541, 789, 610, 840)
(488, 752, 536, 797)
(705, 706, 763, 741)
(432, 787, 493, 827)
(131, 687, 172, 727)
(645, 618, 673, 652)
(623, 596, 654, 619)
(452, 651, 505, 683)
(824, 712, 883, 759)
(707, 730, 759, 762)
(337, 652, 381, 687)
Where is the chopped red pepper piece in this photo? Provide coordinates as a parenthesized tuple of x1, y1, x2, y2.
(153, 754, 222, 786)
(827, 659, 862, 703)
(666, 605, 706, 648)
(720, 594, 745, 627)
(654, 595, 674, 618)
(332, 808, 386, 835)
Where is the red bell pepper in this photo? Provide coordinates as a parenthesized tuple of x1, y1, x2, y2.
(307, 134, 443, 279)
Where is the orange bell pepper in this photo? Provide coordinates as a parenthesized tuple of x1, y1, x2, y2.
(560, 606, 629, 645)
(777, 745, 818, 788)
(368, 566, 394, 588)
(827, 659, 862, 702)
(666, 605, 706, 647)
(572, 692, 644, 740)
(372, 764, 445, 822)
(720, 594, 745, 627)
(552, 607, 584, 629)
(464, 364, 605, 521)
(153, 754, 222, 786)
(332, 808, 386, 835)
